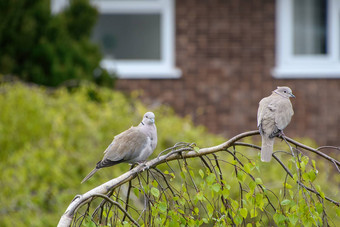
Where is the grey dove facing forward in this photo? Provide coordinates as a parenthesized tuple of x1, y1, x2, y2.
(257, 87, 294, 162)
(81, 112, 157, 183)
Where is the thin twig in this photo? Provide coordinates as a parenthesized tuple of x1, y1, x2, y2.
(91, 193, 140, 227)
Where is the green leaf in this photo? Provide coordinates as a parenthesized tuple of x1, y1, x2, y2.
(85, 216, 96, 227)
(202, 218, 209, 223)
(281, 199, 291, 206)
(300, 160, 306, 172)
(245, 192, 253, 201)
(169, 172, 175, 180)
(255, 178, 263, 185)
(244, 163, 251, 173)
(249, 181, 256, 192)
(302, 155, 309, 164)
(237, 172, 246, 182)
(315, 185, 325, 199)
(273, 213, 286, 224)
(152, 180, 158, 188)
(180, 171, 186, 180)
(207, 204, 214, 218)
(196, 191, 204, 201)
(189, 170, 195, 177)
(255, 193, 263, 203)
(222, 188, 230, 198)
(199, 169, 204, 178)
(133, 188, 139, 197)
(293, 173, 298, 181)
(308, 170, 316, 182)
(302, 173, 309, 181)
(177, 208, 184, 214)
(206, 173, 216, 184)
(211, 183, 221, 192)
(250, 208, 258, 218)
(122, 221, 131, 227)
(231, 200, 239, 210)
(288, 214, 298, 225)
(158, 202, 167, 213)
(194, 207, 199, 215)
(316, 203, 323, 214)
(312, 160, 316, 169)
(289, 189, 294, 199)
(240, 208, 248, 219)
(151, 187, 160, 198)
(336, 206, 340, 217)
(194, 146, 200, 153)
(234, 215, 243, 225)
(283, 182, 292, 189)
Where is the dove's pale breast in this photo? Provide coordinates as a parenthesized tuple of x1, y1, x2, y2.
(274, 98, 294, 131)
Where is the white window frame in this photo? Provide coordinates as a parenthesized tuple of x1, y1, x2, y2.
(273, 0, 340, 78)
(51, 0, 181, 79)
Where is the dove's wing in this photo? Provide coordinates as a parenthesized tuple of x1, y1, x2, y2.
(102, 127, 149, 164)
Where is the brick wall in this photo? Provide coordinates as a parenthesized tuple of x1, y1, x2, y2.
(116, 0, 340, 146)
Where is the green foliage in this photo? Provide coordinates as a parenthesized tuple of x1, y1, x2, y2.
(0, 82, 223, 226)
(0, 0, 114, 86)
(68, 141, 340, 227)
(75, 137, 339, 226)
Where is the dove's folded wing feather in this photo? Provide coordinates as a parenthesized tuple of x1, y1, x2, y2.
(103, 127, 148, 162)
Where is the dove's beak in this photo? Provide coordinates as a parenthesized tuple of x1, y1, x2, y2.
(290, 93, 295, 98)
(150, 118, 155, 123)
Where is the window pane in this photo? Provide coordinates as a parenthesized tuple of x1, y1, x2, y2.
(91, 14, 161, 60)
(293, 0, 327, 55)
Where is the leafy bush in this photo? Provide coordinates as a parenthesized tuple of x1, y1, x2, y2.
(0, 0, 113, 86)
(0, 82, 223, 226)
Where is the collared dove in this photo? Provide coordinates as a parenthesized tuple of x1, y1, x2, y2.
(81, 112, 157, 183)
(257, 87, 295, 162)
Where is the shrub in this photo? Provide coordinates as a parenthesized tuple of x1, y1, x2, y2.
(0, 0, 113, 87)
(0, 82, 223, 226)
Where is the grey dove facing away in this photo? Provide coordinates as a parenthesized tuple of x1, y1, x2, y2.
(257, 87, 295, 162)
(81, 112, 157, 183)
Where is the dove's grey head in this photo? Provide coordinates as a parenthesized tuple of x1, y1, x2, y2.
(142, 112, 156, 125)
(274, 86, 295, 98)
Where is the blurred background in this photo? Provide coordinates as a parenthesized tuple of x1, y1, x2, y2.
(0, 0, 339, 226)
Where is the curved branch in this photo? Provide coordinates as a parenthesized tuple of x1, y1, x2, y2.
(283, 137, 340, 169)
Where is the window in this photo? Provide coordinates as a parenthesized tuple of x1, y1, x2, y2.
(273, 0, 340, 78)
(51, 0, 181, 79)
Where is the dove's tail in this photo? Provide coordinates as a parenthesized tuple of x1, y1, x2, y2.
(81, 168, 99, 184)
(261, 136, 275, 162)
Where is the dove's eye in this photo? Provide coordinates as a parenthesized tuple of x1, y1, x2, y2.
(284, 91, 287, 93)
